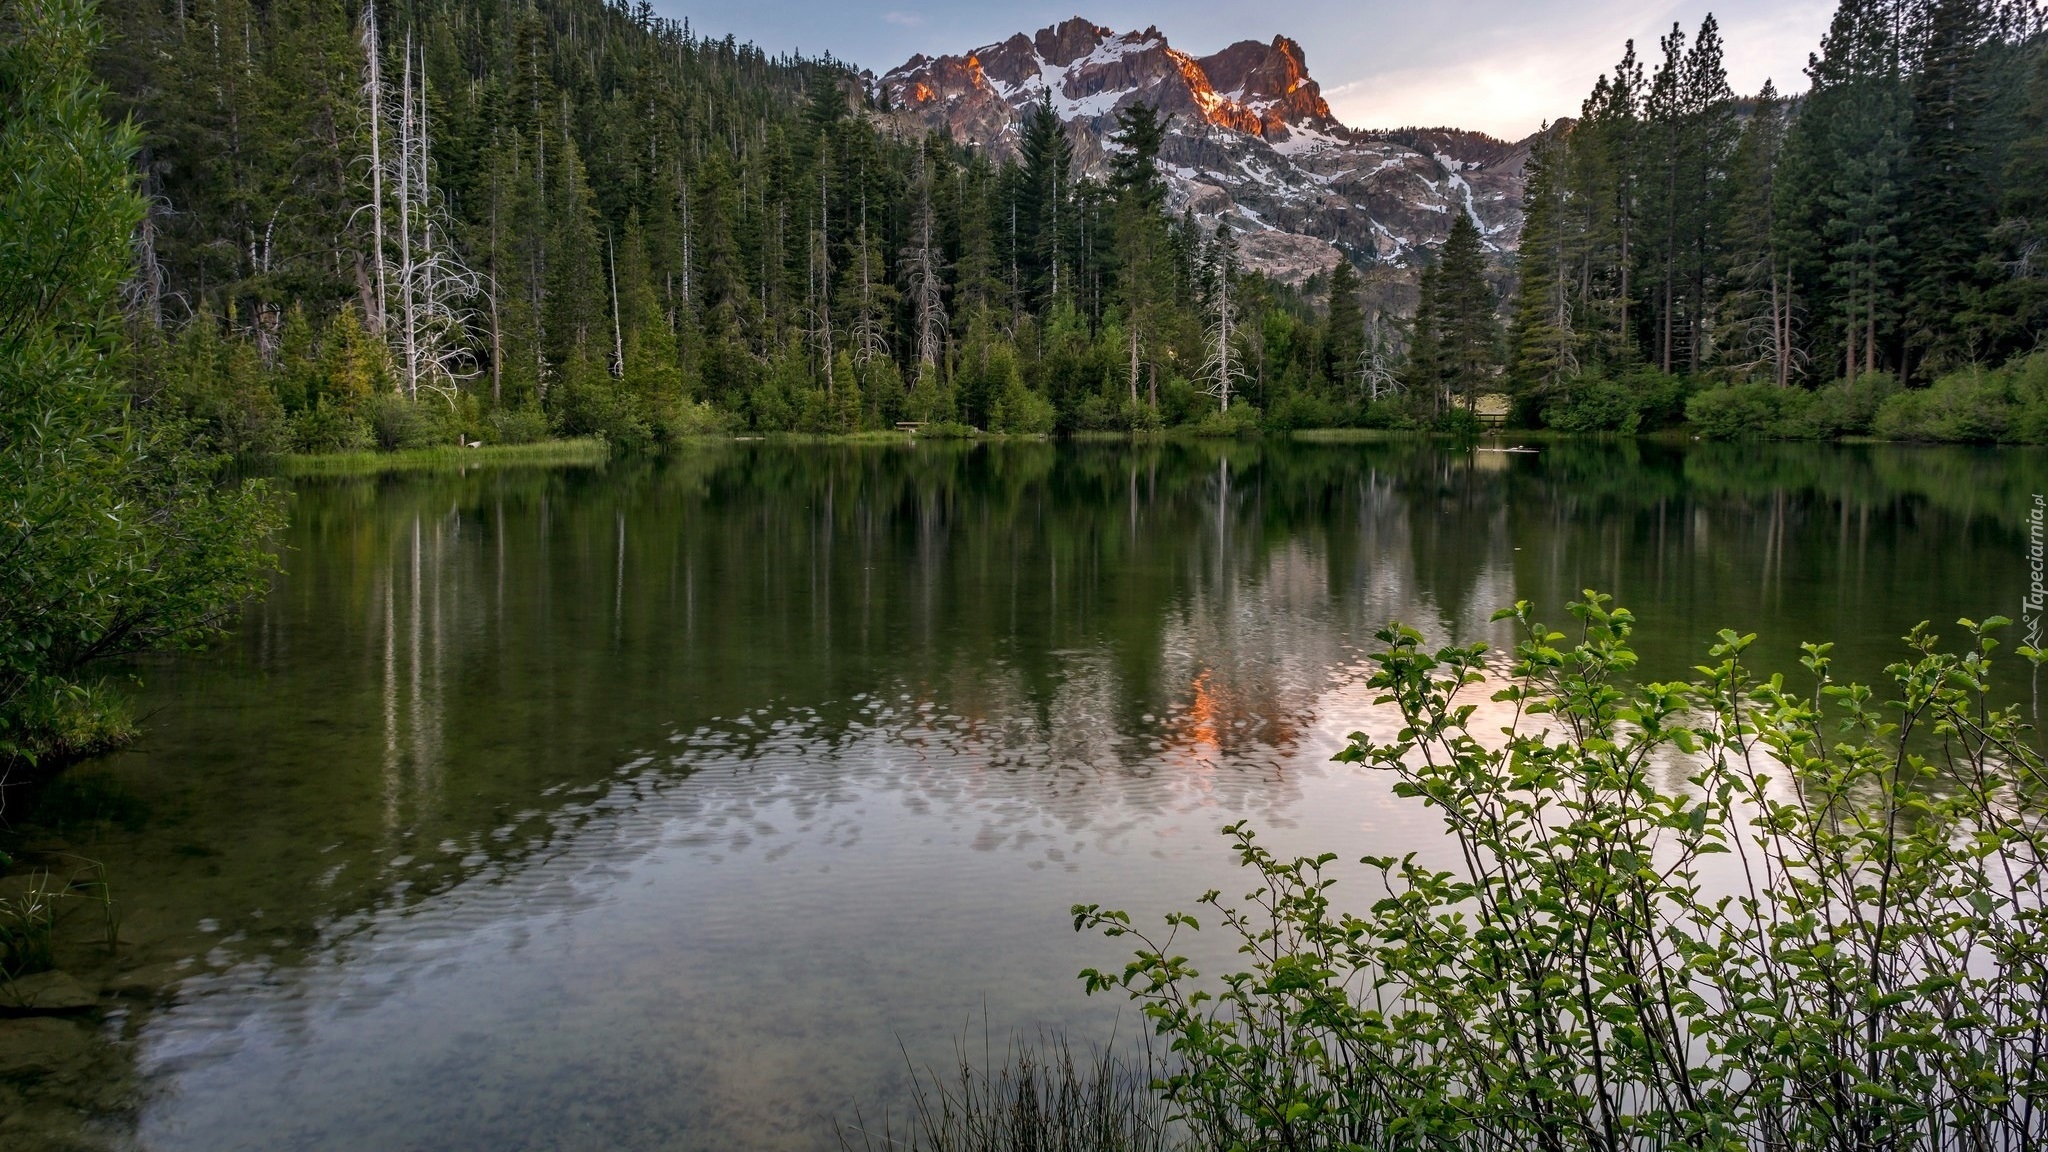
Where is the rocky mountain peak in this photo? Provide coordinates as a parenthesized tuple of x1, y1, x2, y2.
(880, 17, 1543, 285)
(1033, 17, 1116, 66)
(1195, 35, 1336, 135)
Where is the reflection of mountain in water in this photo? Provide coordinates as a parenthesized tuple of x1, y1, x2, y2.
(13, 438, 2042, 1150)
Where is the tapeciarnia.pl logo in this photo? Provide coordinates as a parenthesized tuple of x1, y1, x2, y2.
(2029, 494, 2046, 650)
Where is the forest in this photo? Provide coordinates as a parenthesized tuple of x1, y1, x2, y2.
(71, 0, 2048, 447)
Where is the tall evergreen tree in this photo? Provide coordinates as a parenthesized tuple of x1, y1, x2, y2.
(1509, 125, 1580, 398)
(1018, 88, 1073, 307)
(1903, 0, 2002, 373)
(1435, 213, 1503, 410)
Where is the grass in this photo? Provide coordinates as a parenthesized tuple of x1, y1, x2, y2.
(839, 1035, 1180, 1152)
(275, 437, 612, 477)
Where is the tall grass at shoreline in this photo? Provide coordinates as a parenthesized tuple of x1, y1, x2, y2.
(839, 1036, 1181, 1152)
(275, 438, 611, 477)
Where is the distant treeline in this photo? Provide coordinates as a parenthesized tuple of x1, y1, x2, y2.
(90, 0, 2048, 447)
(1512, 1, 2048, 437)
(99, 0, 1409, 450)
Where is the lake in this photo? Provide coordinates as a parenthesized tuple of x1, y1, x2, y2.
(9, 436, 2044, 1151)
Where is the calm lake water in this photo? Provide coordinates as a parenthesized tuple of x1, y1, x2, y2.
(14, 437, 2048, 1150)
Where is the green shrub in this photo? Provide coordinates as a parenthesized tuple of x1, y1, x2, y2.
(1543, 375, 1641, 432)
(2, 678, 134, 768)
(486, 406, 553, 445)
(1874, 366, 2012, 441)
(1154, 374, 1205, 427)
(1263, 391, 1351, 431)
(1687, 381, 1791, 438)
(1432, 406, 1482, 438)
(992, 380, 1057, 435)
(554, 378, 649, 450)
(1866, 356, 2048, 443)
(367, 393, 458, 450)
(1544, 368, 1689, 432)
(1121, 397, 1165, 432)
(1688, 373, 1901, 440)
(1803, 371, 1900, 436)
(290, 401, 373, 453)
(1360, 395, 1424, 429)
(1, 0, 280, 771)
(1071, 392, 1120, 432)
(649, 398, 732, 442)
(1079, 594, 2048, 1149)
(1189, 402, 1261, 438)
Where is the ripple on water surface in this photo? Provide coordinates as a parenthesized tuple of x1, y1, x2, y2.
(30, 439, 2030, 1151)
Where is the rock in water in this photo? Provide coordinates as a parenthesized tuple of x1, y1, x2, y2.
(1, 971, 98, 1013)
(0, 1017, 93, 1078)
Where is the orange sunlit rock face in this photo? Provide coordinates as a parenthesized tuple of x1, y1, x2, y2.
(877, 16, 1538, 283)
(1162, 48, 1264, 136)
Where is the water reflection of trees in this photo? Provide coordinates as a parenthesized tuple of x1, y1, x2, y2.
(93, 439, 2046, 955)
(26, 438, 2040, 1149)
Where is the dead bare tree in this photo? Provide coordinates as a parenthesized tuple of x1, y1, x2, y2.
(904, 146, 948, 369)
(359, 1, 390, 334)
(850, 181, 889, 368)
(1361, 313, 1402, 402)
(381, 33, 481, 402)
(1198, 225, 1246, 412)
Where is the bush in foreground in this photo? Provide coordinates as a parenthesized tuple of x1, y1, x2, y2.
(1079, 594, 2048, 1149)
(1, 0, 281, 775)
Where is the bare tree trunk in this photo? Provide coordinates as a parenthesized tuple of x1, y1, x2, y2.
(609, 232, 624, 379)
(397, 34, 418, 398)
(1128, 321, 1139, 405)
(134, 193, 165, 329)
(908, 149, 947, 369)
(361, 2, 389, 335)
(806, 144, 823, 389)
(489, 160, 503, 405)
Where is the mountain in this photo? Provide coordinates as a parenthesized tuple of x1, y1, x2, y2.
(878, 17, 1544, 285)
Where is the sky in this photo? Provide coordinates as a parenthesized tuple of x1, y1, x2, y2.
(663, 0, 1840, 138)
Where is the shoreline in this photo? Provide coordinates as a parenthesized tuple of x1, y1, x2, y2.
(266, 427, 2048, 477)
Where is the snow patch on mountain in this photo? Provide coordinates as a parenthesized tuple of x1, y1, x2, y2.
(877, 16, 1548, 284)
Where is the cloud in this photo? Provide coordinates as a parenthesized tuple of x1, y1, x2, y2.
(1326, 46, 1607, 138)
(1321, 0, 1834, 138)
(882, 10, 923, 27)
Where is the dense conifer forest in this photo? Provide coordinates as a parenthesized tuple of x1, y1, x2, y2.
(1516, 2, 2048, 438)
(82, 0, 2048, 445)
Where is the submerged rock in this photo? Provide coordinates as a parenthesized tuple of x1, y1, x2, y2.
(0, 1017, 93, 1078)
(0, 971, 97, 1013)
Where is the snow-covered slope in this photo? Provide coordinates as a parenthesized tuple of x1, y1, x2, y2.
(877, 17, 1543, 285)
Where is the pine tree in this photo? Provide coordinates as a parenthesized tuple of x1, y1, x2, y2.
(1783, 0, 1915, 379)
(1509, 126, 1580, 398)
(1018, 88, 1073, 307)
(1719, 83, 1799, 385)
(1324, 257, 1366, 398)
(1109, 104, 1174, 410)
(1435, 213, 1502, 410)
(1984, 36, 2048, 348)
(1903, 0, 2001, 373)
(1407, 263, 1444, 413)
